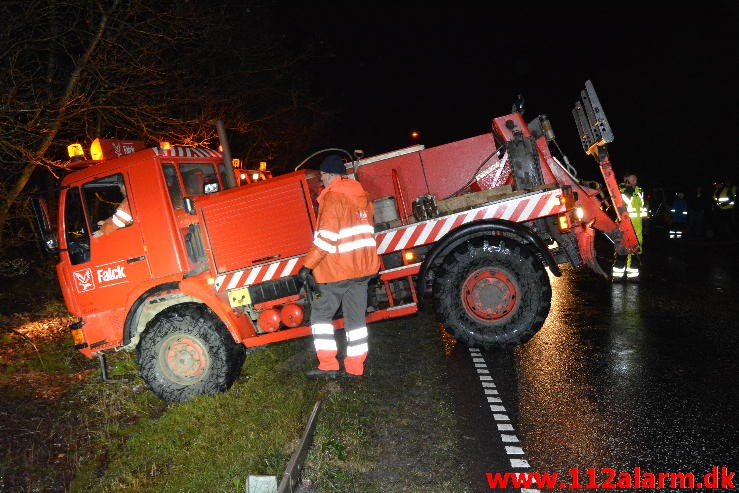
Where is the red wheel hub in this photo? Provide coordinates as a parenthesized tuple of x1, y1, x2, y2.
(461, 268, 517, 322)
(165, 336, 208, 380)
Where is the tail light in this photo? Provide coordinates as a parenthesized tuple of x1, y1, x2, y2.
(557, 213, 571, 232)
(402, 250, 415, 264)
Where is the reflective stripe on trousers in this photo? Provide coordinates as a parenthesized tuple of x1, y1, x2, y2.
(613, 254, 640, 279)
(311, 323, 339, 371)
(309, 276, 371, 374)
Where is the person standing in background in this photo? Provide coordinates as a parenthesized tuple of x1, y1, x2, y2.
(713, 179, 737, 238)
(687, 185, 710, 239)
(669, 191, 688, 239)
(612, 172, 647, 281)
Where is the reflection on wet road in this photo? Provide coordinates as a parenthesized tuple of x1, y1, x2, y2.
(446, 239, 739, 492)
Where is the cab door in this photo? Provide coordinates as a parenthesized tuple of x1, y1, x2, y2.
(59, 173, 152, 316)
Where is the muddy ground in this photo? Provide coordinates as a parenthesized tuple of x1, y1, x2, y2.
(1, 271, 474, 492)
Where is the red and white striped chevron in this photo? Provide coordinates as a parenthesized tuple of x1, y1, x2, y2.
(214, 188, 565, 292)
(376, 188, 565, 254)
(214, 256, 302, 292)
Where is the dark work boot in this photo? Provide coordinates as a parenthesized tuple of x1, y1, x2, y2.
(305, 369, 340, 379)
(341, 370, 364, 380)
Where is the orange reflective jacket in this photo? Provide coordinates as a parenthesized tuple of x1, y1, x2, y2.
(100, 198, 133, 235)
(303, 177, 380, 283)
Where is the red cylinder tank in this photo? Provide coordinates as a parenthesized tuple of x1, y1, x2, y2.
(280, 303, 304, 328)
(257, 309, 281, 333)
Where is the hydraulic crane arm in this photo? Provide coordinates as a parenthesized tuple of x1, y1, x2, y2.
(573, 80, 640, 255)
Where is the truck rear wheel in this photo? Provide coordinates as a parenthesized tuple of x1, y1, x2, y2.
(137, 303, 245, 403)
(433, 238, 551, 349)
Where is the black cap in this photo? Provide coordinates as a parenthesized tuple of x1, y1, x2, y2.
(319, 154, 347, 175)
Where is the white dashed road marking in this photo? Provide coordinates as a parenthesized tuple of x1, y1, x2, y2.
(469, 347, 541, 493)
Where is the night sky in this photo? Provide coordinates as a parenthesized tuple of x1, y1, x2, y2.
(280, 3, 738, 190)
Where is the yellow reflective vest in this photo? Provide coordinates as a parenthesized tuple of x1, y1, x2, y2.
(713, 184, 737, 210)
(620, 184, 646, 246)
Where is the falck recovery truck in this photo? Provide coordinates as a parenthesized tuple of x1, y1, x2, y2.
(33, 81, 639, 402)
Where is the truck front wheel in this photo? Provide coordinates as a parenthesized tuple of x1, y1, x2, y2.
(137, 303, 245, 403)
(433, 238, 551, 349)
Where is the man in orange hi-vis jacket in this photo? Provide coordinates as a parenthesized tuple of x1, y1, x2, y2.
(92, 187, 133, 238)
(298, 154, 381, 379)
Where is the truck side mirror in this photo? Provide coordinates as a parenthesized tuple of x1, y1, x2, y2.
(31, 196, 58, 255)
(183, 196, 196, 215)
(203, 179, 219, 194)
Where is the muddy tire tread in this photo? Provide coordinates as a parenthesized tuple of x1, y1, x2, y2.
(432, 238, 551, 350)
(137, 303, 244, 403)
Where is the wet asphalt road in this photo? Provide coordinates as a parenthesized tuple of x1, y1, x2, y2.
(443, 236, 739, 492)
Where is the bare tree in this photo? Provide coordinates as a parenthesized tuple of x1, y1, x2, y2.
(0, 0, 328, 248)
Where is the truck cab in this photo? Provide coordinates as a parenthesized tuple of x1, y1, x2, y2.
(42, 142, 242, 352)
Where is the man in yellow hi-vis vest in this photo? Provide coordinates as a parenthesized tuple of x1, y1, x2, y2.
(712, 179, 737, 237)
(612, 172, 648, 281)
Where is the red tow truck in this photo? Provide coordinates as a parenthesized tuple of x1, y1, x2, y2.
(33, 81, 638, 402)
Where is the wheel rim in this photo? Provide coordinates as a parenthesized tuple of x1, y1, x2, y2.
(159, 334, 210, 385)
(461, 268, 518, 322)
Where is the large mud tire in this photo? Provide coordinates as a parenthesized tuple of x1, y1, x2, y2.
(137, 303, 245, 403)
(433, 238, 551, 349)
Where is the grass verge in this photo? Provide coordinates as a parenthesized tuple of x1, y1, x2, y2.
(1, 303, 471, 492)
(69, 338, 320, 492)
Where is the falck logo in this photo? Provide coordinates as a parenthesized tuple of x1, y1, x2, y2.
(73, 268, 95, 293)
(111, 141, 137, 157)
(111, 142, 123, 157)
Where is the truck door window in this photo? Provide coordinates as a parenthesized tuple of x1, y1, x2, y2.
(162, 163, 184, 209)
(63, 187, 91, 265)
(81, 174, 129, 235)
(181, 163, 219, 195)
